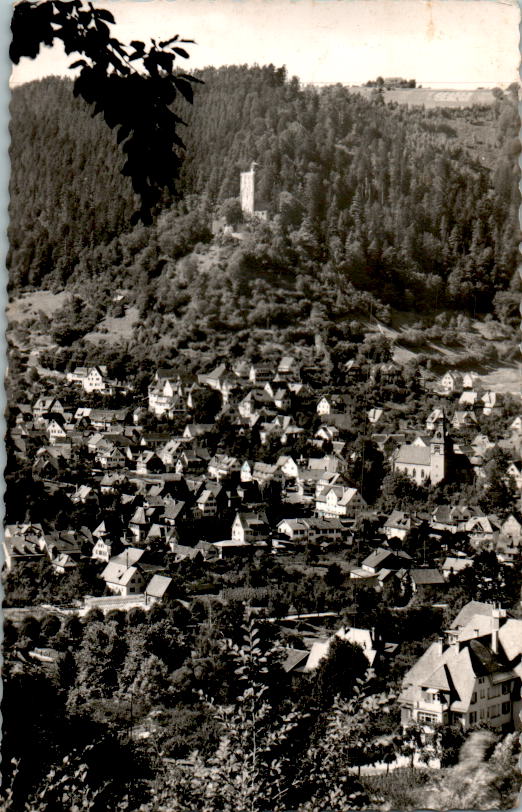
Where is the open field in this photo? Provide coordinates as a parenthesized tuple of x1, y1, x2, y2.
(480, 364, 522, 394)
(84, 306, 140, 343)
(7, 290, 68, 323)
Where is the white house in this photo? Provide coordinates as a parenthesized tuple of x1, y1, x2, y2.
(277, 518, 310, 543)
(148, 373, 185, 418)
(481, 392, 497, 416)
(399, 603, 522, 731)
(507, 461, 522, 490)
(101, 563, 145, 596)
(426, 409, 444, 432)
(100, 548, 146, 595)
(231, 512, 269, 544)
(439, 371, 463, 395)
(315, 485, 366, 518)
(68, 365, 114, 394)
(509, 417, 522, 434)
(367, 407, 383, 425)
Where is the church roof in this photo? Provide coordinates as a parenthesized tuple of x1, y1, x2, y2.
(394, 444, 431, 466)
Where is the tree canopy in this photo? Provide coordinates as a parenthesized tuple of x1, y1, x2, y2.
(10, 0, 201, 224)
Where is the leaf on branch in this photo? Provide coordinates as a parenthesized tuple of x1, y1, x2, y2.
(159, 35, 179, 47)
(179, 72, 205, 84)
(94, 9, 115, 24)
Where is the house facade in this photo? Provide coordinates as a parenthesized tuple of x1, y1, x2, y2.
(315, 485, 366, 518)
(399, 603, 522, 732)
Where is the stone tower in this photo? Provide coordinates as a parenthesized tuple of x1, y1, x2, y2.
(240, 161, 257, 216)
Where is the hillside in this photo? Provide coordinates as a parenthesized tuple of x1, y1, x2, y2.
(8, 68, 521, 369)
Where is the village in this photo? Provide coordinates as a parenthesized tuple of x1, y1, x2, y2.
(5, 341, 522, 749)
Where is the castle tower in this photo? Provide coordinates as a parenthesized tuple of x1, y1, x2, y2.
(240, 161, 257, 216)
(430, 415, 446, 484)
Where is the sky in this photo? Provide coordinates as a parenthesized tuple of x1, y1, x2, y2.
(9, 0, 521, 89)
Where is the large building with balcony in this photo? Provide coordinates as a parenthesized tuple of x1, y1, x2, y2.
(399, 601, 522, 732)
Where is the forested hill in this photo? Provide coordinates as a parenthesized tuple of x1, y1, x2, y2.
(8, 68, 520, 328)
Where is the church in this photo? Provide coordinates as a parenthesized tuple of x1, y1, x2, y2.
(392, 419, 447, 486)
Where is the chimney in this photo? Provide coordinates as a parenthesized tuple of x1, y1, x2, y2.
(491, 606, 507, 655)
(445, 629, 459, 651)
(434, 636, 444, 656)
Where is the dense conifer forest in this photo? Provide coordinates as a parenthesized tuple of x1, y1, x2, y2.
(8, 68, 520, 356)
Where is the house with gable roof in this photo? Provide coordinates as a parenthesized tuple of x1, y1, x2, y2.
(148, 371, 186, 418)
(439, 371, 463, 395)
(452, 410, 478, 430)
(383, 510, 422, 541)
(442, 556, 473, 580)
(507, 460, 522, 490)
(430, 504, 484, 534)
(3, 526, 47, 571)
(207, 454, 241, 481)
(304, 626, 381, 673)
(193, 480, 225, 518)
(91, 516, 124, 561)
(458, 390, 479, 410)
(231, 511, 269, 544)
(399, 602, 522, 731)
(277, 355, 300, 382)
(248, 361, 273, 384)
(145, 574, 176, 605)
(501, 514, 522, 544)
(315, 484, 366, 518)
(101, 561, 146, 596)
(481, 391, 498, 416)
(409, 568, 446, 599)
(316, 394, 351, 417)
(46, 416, 68, 444)
(197, 364, 238, 405)
(426, 409, 444, 432)
(67, 365, 117, 394)
(33, 397, 65, 421)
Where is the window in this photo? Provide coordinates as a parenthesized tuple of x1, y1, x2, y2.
(469, 712, 477, 724)
(502, 702, 510, 715)
(471, 692, 477, 704)
(488, 685, 501, 699)
(479, 688, 486, 699)
(490, 705, 500, 718)
(479, 709, 486, 720)
(417, 712, 437, 724)
(502, 682, 511, 694)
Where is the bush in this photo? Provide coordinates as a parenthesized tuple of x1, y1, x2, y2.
(362, 768, 432, 810)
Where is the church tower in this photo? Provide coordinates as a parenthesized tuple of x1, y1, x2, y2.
(430, 415, 446, 484)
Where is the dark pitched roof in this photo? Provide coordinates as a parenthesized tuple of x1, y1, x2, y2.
(410, 568, 445, 585)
